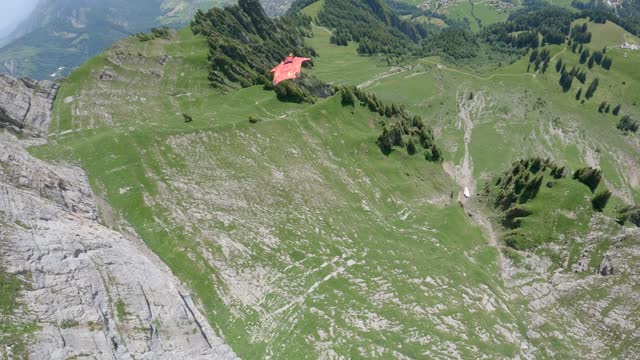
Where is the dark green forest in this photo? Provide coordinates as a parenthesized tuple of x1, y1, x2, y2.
(191, 0, 316, 88)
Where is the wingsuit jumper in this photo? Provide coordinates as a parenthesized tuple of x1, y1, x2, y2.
(271, 54, 311, 85)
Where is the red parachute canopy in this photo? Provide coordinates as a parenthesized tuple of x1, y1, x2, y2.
(270, 55, 311, 85)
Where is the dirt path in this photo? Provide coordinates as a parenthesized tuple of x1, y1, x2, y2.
(549, 47, 567, 62)
(424, 59, 536, 81)
(358, 67, 407, 88)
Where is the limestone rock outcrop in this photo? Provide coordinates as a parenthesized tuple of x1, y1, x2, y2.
(0, 74, 238, 359)
(0, 74, 58, 136)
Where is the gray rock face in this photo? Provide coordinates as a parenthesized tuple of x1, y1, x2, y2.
(0, 133, 239, 359)
(507, 217, 640, 359)
(0, 77, 238, 358)
(0, 73, 58, 136)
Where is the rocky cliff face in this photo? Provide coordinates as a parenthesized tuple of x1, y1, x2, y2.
(0, 77, 238, 359)
(0, 74, 58, 137)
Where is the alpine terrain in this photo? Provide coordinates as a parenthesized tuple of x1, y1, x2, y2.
(0, 0, 294, 80)
(1, 0, 640, 359)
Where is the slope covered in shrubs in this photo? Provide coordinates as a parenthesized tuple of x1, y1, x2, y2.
(483, 158, 615, 250)
(339, 86, 442, 162)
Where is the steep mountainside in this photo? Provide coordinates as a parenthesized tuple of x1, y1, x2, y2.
(0, 74, 58, 136)
(28, 1, 640, 358)
(0, 74, 238, 359)
(2, 0, 640, 358)
(0, 0, 294, 80)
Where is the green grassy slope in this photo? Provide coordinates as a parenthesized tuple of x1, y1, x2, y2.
(344, 18, 640, 357)
(31, 6, 640, 357)
(572, 19, 640, 50)
(360, 44, 640, 202)
(36, 28, 539, 359)
(447, 1, 511, 32)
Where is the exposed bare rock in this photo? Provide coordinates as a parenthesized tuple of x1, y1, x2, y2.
(504, 217, 640, 359)
(0, 75, 238, 358)
(0, 73, 58, 136)
(598, 255, 615, 276)
(158, 54, 171, 66)
(261, 0, 295, 16)
(96, 68, 120, 81)
(0, 133, 239, 359)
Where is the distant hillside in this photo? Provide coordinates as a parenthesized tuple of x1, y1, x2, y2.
(0, 0, 294, 80)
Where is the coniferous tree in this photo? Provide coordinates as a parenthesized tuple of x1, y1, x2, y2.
(594, 51, 603, 65)
(605, 104, 611, 113)
(575, 88, 582, 100)
(573, 167, 602, 192)
(598, 101, 607, 113)
(613, 104, 622, 116)
(617, 115, 639, 133)
(341, 88, 355, 106)
(406, 138, 417, 155)
(571, 42, 579, 52)
(585, 78, 599, 99)
(384, 105, 392, 118)
(559, 72, 574, 92)
(591, 189, 612, 212)
(575, 70, 587, 84)
(580, 49, 589, 64)
(555, 58, 563, 72)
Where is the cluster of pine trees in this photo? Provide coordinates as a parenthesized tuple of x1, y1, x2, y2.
(616, 205, 640, 227)
(598, 101, 612, 113)
(491, 158, 561, 212)
(273, 74, 333, 103)
(505, 1, 578, 43)
(486, 159, 616, 249)
(597, 101, 622, 115)
(572, 167, 602, 192)
(555, 59, 588, 93)
(584, 78, 599, 99)
(136, 26, 172, 42)
(496, 30, 540, 49)
(569, 23, 592, 44)
(597, 102, 632, 133)
(191, 0, 316, 88)
(330, 31, 350, 46)
(617, 115, 639, 133)
(570, 167, 614, 211)
(317, 0, 426, 56)
(486, 158, 568, 250)
(586, 49, 613, 70)
(339, 86, 442, 161)
(528, 48, 551, 73)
